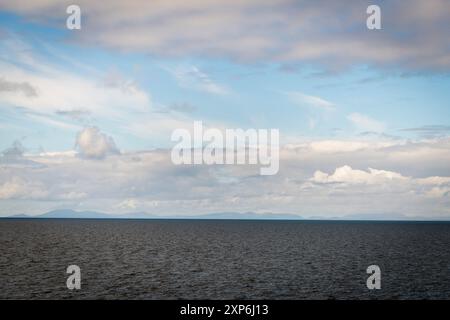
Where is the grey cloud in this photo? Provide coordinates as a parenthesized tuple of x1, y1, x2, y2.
(0, 140, 42, 167)
(0, 77, 37, 97)
(3, 0, 450, 71)
(56, 109, 91, 122)
(1, 140, 25, 159)
(102, 70, 140, 93)
(168, 102, 197, 114)
(401, 125, 450, 137)
(0, 137, 450, 218)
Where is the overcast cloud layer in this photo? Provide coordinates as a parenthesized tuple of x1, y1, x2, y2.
(1, 0, 450, 71)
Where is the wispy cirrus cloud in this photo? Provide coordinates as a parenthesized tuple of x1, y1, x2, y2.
(400, 125, 450, 138)
(347, 113, 386, 133)
(0, 33, 203, 147)
(286, 91, 335, 110)
(168, 65, 229, 95)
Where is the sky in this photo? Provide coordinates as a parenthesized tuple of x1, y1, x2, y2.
(0, 0, 450, 218)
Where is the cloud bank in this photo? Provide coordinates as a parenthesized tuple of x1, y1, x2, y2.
(2, 0, 450, 71)
(1, 133, 450, 219)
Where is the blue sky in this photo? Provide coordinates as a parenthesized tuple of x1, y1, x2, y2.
(1, 0, 450, 218)
(1, 9, 450, 152)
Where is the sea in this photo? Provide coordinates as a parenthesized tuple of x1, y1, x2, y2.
(0, 219, 449, 299)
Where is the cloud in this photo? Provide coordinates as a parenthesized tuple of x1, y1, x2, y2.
(311, 165, 408, 185)
(286, 91, 335, 110)
(0, 33, 200, 146)
(0, 77, 37, 97)
(55, 109, 92, 122)
(0, 140, 41, 167)
(75, 127, 119, 159)
(2, 0, 450, 71)
(0, 176, 48, 200)
(169, 65, 228, 95)
(167, 102, 197, 114)
(310, 164, 450, 201)
(347, 113, 386, 133)
(401, 125, 450, 138)
(305, 140, 396, 153)
(418, 176, 450, 186)
(425, 186, 450, 198)
(1, 140, 25, 159)
(1, 136, 449, 218)
(0, 33, 152, 119)
(27, 113, 82, 131)
(117, 198, 138, 210)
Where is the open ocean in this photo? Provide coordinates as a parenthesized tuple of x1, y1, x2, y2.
(0, 219, 449, 299)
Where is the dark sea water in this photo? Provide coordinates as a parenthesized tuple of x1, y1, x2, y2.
(0, 219, 449, 300)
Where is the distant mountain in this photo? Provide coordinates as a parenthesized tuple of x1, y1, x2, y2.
(39, 209, 112, 219)
(8, 213, 30, 218)
(5, 209, 303, 220)
(194, 212, 303, 220)
(339, 213, 411, 220)
(3, 210, 449, 220)
(38, 209, 160, 219)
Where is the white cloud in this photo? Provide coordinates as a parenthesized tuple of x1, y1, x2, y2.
(75, 127, 119, 159)
(307, 140, 396, 153)
(311, 165, 408, 185)
(26, 113, 82, 131)
(1, 136, 449, 218)
(0, 33, 203, 146)
(287, 91, 335, 110)
(117, 198, 138, 210)
(0, 58, 151, 117)
(347, 113, 386, 133)
(0, 177, 49, 200)
(418, 176, 450, 185)
(425, 186, 450, 198)
(169, 65, 228, 95)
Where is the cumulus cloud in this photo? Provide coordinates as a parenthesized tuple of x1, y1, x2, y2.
(75, 127, 119, 159)
(311, 165, 408, 185)
(310, 165, 450, 203)
(2, 0, 450, 71)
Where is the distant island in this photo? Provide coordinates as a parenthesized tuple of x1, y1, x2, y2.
(3, 209, 448, 221)
(5, 209, 304, 220)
